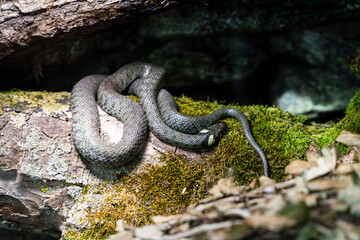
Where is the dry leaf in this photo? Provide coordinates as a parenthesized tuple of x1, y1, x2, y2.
(336, 163, 354, 174)
(339, 146, 359, 164)
(285, 160, 314, 176)
(336, 220, 360, 239)
(336, 130, 360, 146)
(263, 195, 286, 215)
(169, 222, 190, 235)
(306, 143, 322, 163)
(304, 194, 318, 207)
(134, 225, 163, 239)
(209, 167, 245, 196)
(209, 178, 245, 196)
(306, 178, 350, 191)
(355, 163, 360, 172)
(286, 177, 308, 202)
(332, 202, 348, 212)
(248, 178, 257, 189)
(245, 213, 297, 231)
(106, 220, 132, 240)
(151, 215, 176, 224)
(303, 147, 337, 181)
(338, 179, 360, 217)
(259, 176, 276, 186)
(294, 176, 309, 194)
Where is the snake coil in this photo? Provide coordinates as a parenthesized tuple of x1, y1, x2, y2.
(71, 63, 269, 176)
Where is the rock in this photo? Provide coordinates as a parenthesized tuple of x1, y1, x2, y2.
(271, 65, 358, 117)
(270, 26, 360, 118)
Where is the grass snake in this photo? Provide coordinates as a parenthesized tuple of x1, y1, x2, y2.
(71, 63, 269, 176)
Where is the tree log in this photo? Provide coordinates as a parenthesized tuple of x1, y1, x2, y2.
(0, 91, 207, 237)
(0, 0, 184, 61)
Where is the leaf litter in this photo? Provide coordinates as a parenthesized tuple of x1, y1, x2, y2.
(106, 130, 360, 240)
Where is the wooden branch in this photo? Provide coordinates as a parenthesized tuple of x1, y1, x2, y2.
(0, 0, 184, 61)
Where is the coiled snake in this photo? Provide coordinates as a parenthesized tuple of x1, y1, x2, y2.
(71, 63, 269, 176)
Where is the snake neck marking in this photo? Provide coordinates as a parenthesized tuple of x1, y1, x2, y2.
(71, 62, 270, 177)
(207, 135, 216, 146)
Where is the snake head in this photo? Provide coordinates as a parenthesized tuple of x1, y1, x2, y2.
(199, 122, 227, 147)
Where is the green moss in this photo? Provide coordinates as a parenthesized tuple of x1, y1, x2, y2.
(346, 87, 360, 115)
(128, 153, 208, 221)
(63, 153, 210, 240)
(349, 51, 360, 79)
(346, 51, 360, 115)
(0, 81, 351, 239)
(174, 96, 311, 183)
(0, 89, 70, 114)
(64, 88, 360, 240)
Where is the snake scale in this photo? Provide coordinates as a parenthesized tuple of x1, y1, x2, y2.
(71, 62, 269, 176)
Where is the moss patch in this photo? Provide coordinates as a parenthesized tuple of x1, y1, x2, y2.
(347, 51, 360, 115)
(64, 89, 360, 240)
(346, 87, 360, 115)
(175, 98, 311, 184)
(349, 50, 360, 79)
(0, 89, 70, 114)
(64, 153, 210, 239)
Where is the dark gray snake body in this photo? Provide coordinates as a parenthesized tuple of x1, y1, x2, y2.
(71, 63, 269, 176)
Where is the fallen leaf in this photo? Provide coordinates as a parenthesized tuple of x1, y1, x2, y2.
(294, 175, 309, 195)
(259, 176, 276, 186)
(355, 163, 360, 171)
(336, 163, 354, 174)
(134, 225, 163, 239)
(336, 163, 360, 174)
(286, 177, 308, 202)
(306, 178, 350, 191)
(263, 194, 286, 215)
(151, 215, 176, 224)
(336, 220, 360, 239)
(106, 220, 132, 240)
(339, 146, 359, 164)
(332, 202, 348, 212)
(303, 147, 337, 181)
(336, 130, 360, 146)
(245, 213, 297, 231)
(306, 143, 322, 163)
(304, 194, 318, 207)
(169, 222, 190, 235)
(209, 178, 245, 196)
(248, 178, 257, 189)
(209, 167, 245, 196)
(338, 179, 360, 217)
(285, 160, 314, 176)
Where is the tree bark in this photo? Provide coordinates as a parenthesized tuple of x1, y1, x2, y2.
(0, 91, 206, 236)
(0, 0, 184, 61)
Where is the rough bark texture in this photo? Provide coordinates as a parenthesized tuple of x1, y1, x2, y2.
(0, 91, 207, 237)
(0, 0, 183, 61)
